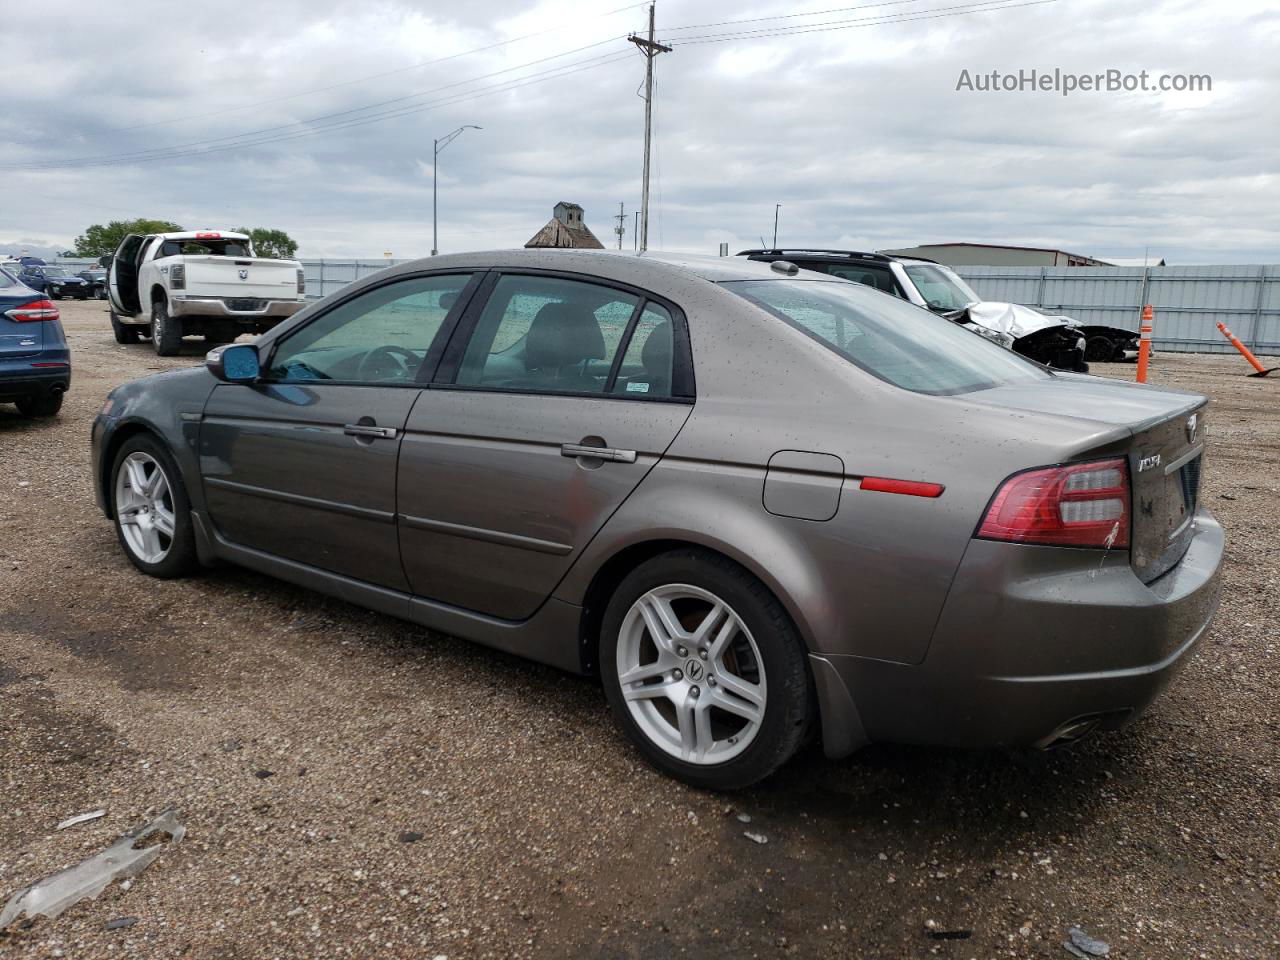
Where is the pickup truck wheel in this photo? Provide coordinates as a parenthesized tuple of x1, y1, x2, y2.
(111, 435, 198, 578)
(48, 288, 62, 301)
(151, 299, 183, 356)
(110, 310, 142, 344)
(95, 286, 107, 300)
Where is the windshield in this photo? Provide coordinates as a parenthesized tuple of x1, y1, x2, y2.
(43, 267, 69, 277)
(720, 279, 1050, 396)
(902, 263, 980, 311)
(0, 268, 16, 287)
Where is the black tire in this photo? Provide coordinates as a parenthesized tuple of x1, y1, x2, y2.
(96, 287, 107, 300)
(600, 548, 813, 790)
(109, 433, 199, 579)
(48, 288, 62, 301)
(110, 309, 143, 344)
(15, 391, 63, 418)
(1084, 335, 1116, 363)
(151, 298, 183, 356)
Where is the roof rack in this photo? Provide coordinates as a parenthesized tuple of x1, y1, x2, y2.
(738, 248, 916, 262)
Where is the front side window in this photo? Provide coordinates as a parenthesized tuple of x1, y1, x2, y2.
(268, 273, 472, 383)
(721, 279, 1049, 396)
(455, 275, 643, 395)
(902, 263, 980, 311)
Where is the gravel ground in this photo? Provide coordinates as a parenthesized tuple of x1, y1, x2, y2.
(1, 299, 1277, 959)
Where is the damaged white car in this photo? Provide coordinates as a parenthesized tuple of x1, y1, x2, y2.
(740, 249, 1140, 370)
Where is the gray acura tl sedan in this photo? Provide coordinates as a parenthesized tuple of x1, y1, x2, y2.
(91, 250, 1223, 789)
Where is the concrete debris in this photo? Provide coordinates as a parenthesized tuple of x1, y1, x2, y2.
(743, 831, 768, 844)
(0, 808, 185, 928)
(56, 809, 106, 831)
(1066, 926, 1111, 957)
(105, 916, 139, 930)
(736, 813, 752, 823)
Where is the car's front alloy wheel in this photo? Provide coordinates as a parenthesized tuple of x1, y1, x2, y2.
(111, 436, 198, 578)
(601, 549, 813, 790)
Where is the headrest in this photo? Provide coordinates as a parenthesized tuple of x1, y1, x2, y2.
(641, 320, 673, 375)
(526, 303, 605, 369)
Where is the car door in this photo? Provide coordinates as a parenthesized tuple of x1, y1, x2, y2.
(108, 234, 145, 314)
(199, 272, 480, 590)
(397, 271, 694, 620)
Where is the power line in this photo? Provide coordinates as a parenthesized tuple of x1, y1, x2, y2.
(666, 0, 1060, 44)
(662, 0, 934, 32)
(5, 51, 637, 171)
(2, 43, 632, 170)
(116, 1, 650, 133)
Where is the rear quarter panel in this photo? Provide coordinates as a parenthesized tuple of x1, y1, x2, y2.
(556, 288, 1128, 665)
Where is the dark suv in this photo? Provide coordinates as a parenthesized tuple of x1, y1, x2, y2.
(740, 249, 1095, 371)
(0, 267, 70, 417)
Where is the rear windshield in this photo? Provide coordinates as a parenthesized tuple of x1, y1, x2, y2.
(720, 279, 1050, 395)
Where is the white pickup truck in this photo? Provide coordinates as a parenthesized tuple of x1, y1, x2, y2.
(107, 231, 307, 355)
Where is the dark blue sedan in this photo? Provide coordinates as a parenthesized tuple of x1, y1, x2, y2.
(17, 262, 90, 300)
(0, 267, 70, 417)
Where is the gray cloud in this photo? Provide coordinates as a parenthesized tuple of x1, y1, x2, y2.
(1, 0, 1276, 263)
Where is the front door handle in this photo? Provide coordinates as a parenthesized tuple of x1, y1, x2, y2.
(343, 423, 398, 440)
(561, 442, 636, 463)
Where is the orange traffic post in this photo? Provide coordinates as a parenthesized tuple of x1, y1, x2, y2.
(1216, 322, 1278, 377)
(1135, 304, 1154, 383)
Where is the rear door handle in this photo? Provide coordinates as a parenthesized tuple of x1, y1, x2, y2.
(344, 423, 398, 439)
(561, 442, 636, 463)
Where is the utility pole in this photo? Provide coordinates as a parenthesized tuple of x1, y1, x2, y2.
(633, 211, 639, 251)
(772, 204, 781, 248)
(614, 202, 627, 250)
(629, 4, 671, 253)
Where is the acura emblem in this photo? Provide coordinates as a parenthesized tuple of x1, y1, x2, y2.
(1186, 413, 1199, 444)
(685, 659, 704, 682)
(238, 269, 249, 281)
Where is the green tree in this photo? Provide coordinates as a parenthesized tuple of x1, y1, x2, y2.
(73, 219, 185, 257)
(234, 227, 299, 260)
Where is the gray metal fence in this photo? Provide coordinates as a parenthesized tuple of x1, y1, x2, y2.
(42, 254, 1279, 357)
(954, 265, 1280, 356)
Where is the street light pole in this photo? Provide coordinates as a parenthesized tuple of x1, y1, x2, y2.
(431, 125, 482, 256)
(772, 203, 780, 248)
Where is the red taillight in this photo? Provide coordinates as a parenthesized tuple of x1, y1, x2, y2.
(860, 476, 945, 498)
(4, 299, 59, 323)
(977, 458, 1130, 549)
(195, 231, 222, 239)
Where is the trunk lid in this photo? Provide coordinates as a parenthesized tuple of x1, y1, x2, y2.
(967, 375, 1207, 582)
(180, 256, 300, 302)
(0, 291, 44, 360)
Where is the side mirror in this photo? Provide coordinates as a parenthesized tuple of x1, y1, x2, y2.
(206, 343, 260, 382)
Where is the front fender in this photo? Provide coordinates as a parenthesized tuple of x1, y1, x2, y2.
(93, 367, 218, 518)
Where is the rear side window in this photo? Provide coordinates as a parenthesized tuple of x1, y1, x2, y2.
(454, 275, 644, 396)
(721, 279, 1049, 396)
(610, 303, 673, 398)
(823, 264, 901, 296)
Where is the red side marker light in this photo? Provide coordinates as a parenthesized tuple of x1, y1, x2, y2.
(860, 476, 945, 498)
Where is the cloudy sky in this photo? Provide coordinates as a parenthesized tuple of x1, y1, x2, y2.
(1, 0, 1276, 262)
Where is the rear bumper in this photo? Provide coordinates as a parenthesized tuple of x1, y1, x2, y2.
(0, 368, 71, 402)
(169, 297, 306, 321)
(812, 510, 1224, 755)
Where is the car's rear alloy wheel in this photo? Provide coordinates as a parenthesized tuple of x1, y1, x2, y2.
(111, 436, 198, 578)
(601, 549, 813, 790)
(618, 584, 767, 763)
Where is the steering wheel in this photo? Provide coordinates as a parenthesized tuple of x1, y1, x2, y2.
(355, 345, 419, 382)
